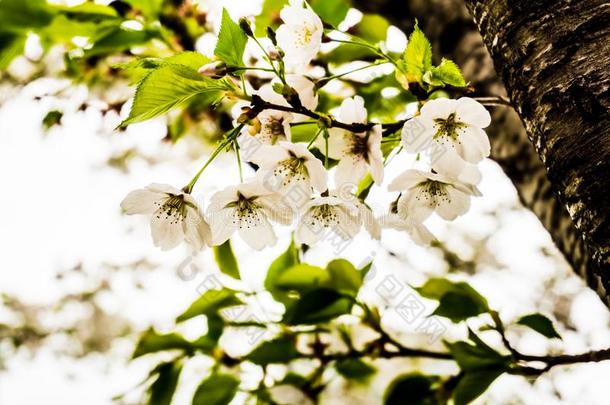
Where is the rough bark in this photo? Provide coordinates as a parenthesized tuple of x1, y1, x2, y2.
(463, 0, 610, 306)
(353, 0, 607, 306)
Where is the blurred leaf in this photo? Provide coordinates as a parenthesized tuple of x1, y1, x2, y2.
(133, 328, 192, 358)
(55, 3, 119, 21)
(353, 14, 389, 43)
(336, 358, 376, 381)
(246, 335, 300, 365)
(264, 239, 300, 304)
(403, 22, 432, 84)
(326, 43, 378, 64)
(124, 0, 163, 19)
(309, 0, 350, 27)
(283, 288, 353, 325)
(121, 64, 233, 126)
(416, 278, 489, 322)
(274, 264, 330, 290)
(42, 110, 63, 129)
(85, 26, 158, 57)
(214, 8, 247, 66)
(453, 368, 504, 405)
(445, 340, 508, 371)
(0, 32, 26, 69)
(176, 288, 242, 323)
(384, 374, 439, 405)
(213, 240, 240, 279)
(148, 360, 182, 405)
(290, 122, 318, 143)
(0, 0, 55, 33)
(254, 0, 287, 37)
(192, 373, 239, 405)
(516, 313, 562, 339)
(326, 259, 362, 295)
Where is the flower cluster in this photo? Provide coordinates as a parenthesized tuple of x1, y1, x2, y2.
(121, 1, 492, 253)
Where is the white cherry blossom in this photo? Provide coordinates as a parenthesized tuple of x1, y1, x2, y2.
(251, 141, 327, 196)
(257, 74, 319, 111)
(402, 97, 491, 166)
(380, 213, 436, 246)
(388, 169, 481, 224)
(324, 96, 384, 187)
(354, 199, 381, 240)
(206, 181, 292, 250)
(276, 0, 323, 68)
(296, 195, 361, 245)
(246, 109, 293, 145)
(121, 183, 211, 251)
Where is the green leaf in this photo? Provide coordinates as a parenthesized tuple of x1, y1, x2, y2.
(246, 335, 300, 365)
(516, 313, 562, 339)
(326, 43, 378, 64)
(0, 0, 55, 33)
(148, 360, 183, 405)
(55, 3, 119, 21)
(176, 288, 242, 323)
(192, 373, 239, 405)
(309, 0, 350, 27)
(213, 240, 240, 279)
(0, 32, 26, 69)
(445, 340, 508, 371)
(427, 58, 466, 88)
(283, 288, 353, 325)
(274, 264, 330, 290)
(384, 374, 439, 405)
(133, 328, 193, 358)
(85, 26, 158, 57)
(417, 278, 489, 322)
(42, 110, 63, 129)
(326, 259, 362, 295)
(214, 8, 247, 67)
(124, 0, 163, 19)
(254, 0, 288, 37)
(336, 358, 376, 381)
(403, 22, 432, 84)
(353, 14, 390, 43)
(121, 64, 232, 126)
(264, 240, 300, 304)
(453, 368, 504, 405)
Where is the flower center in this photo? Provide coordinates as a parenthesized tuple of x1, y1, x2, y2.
(227, 193, 263, 228)
(432, 113, 467, 142)
(350, 132, 370, 161)
(274, 156, 308, 187)
(156, 194, 186, 224)
(309, 204, 339, 228)
(416, 180, 450, 207)
(297, 25, 314, 46)
(261, 116, 286, 144)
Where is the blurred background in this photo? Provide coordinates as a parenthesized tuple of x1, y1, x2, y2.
(1, 0, 609, 404)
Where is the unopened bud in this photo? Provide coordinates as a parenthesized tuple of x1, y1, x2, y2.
(198, 61, 227, 79)
(267, 26, 277, 45)
(239, 17, 254, 37)
(267, 46, 282, 61)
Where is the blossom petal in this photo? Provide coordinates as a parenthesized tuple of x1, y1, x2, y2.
(238, 215, 277, 250)
(304, 158, 328, 193)
(388, 170, 429, 191)
(397, 189, 434, 224)
(455, 97, 491, 128)
(435, 187, 471, 220)
(458, 126, 490, 163)
(419, 98, 456, 121)
(183, 206, 212, 250)
(335, 156, 367, 188)
(208, 208, 237, 245)
(150, 208, 184, 250)
(401, 117, 434, 153)
(367, 125, 384, 184)
(121, 188, 165, 215)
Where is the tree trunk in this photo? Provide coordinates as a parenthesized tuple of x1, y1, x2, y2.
(354, 0, 609, 307)
(463, 0, 610, 306)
